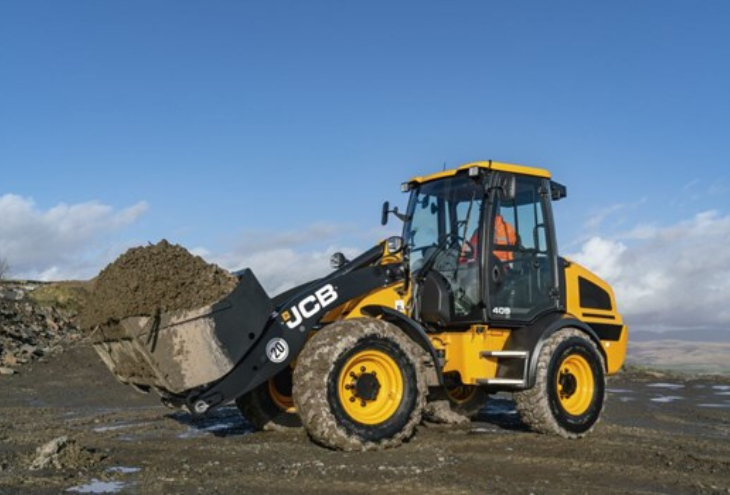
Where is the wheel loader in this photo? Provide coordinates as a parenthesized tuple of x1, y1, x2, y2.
(92, 161, 628, 451)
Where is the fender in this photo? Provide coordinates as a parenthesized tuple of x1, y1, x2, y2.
(506, 312, 605, 389)
(361, 305, 444, 386)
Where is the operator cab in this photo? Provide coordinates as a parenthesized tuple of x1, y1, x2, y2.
(401, 162, 565, 330)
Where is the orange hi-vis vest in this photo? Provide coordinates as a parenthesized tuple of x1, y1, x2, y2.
(460, 215, 517, 264)
(494, 215, 517, 261)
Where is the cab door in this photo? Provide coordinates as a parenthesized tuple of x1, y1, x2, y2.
(486, 173, 560, 323)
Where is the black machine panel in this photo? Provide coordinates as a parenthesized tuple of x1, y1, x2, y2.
(578, 276, 612, 311)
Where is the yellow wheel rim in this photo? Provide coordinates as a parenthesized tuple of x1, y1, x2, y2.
(338, 349, 404, 425)
(446, 384, 478, 404)
(556, 354, 595, 416)
(268, 378, 295, 413)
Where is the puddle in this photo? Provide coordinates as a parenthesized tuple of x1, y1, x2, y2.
(67, 479, 127, 493)
(607, 388, 634, 394)
(472, 396, 526, 432)
(647, 383, 684, 390)
(178, 418, 252, 439)
(715, 392, 730, 396)
(93, 422, 144, 433)
(712, 385, 730, 391)
(697, 403, 730, 409)
(117, 431, 164, 442)
(650, 395, 684, 403)
(170, 406, 254, 439)
(483, 399, 517, 416)
(107, 466, 141, 474)
(468, 427, 513, 435)
(619, 396, 636, 403)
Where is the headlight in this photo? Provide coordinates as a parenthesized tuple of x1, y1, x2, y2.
(386, 236, 404, 255)
(330, 252, 348, 269)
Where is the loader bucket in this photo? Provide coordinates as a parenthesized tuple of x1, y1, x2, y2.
(90, 269, 273, 396)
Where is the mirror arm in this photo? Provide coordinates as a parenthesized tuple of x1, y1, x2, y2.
(392, 207, 409, 222)
(382, 202, 409, 225)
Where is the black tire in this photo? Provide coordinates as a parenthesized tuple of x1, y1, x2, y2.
(293, 318, 428, 451)
(236, 368, 300, 432)
(445, 383, 489, 419)
(423, 382, 488, 425)
(514, 328, 606, 438)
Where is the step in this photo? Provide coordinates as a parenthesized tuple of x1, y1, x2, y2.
(480, 350, 528, 358)
(477, 378, 526, 386)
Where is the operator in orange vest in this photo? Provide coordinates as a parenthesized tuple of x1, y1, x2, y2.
(493, 214, 517, 262)
(460, 214, 517, 263)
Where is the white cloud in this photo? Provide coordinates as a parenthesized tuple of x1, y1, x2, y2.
(216, 246, 362, 296)
(201, 224, 364, 296)
(570, 237, 627, 281)
(570, 210, 730, 331)
(585, 203, 626, 230)
(0, 194, 148, 280)
(583, 198, 647, 232)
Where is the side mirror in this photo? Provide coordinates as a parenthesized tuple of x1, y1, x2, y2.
(382, 201, 410, 225)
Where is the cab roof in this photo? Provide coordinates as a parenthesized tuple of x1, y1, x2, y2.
(408, 160, 551, 185)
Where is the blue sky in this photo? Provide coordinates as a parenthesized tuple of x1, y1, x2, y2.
(1, 1, 730, 330)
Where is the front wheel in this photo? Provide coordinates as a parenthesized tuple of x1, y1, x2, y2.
(293, 318, 428, 451)
(514, 328, 606, 438)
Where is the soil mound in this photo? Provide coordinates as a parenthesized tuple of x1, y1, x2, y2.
(81, 240, 237, 330)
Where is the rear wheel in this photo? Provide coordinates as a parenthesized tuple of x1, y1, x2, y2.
(293, 318, 428, 451)
(514, 328, 605, 438)
(424, 380, 488, 425)
(236, 368, 300, 431)
(444, 381, 489, 419)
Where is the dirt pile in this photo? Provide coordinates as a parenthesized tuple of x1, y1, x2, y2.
(0, 282, 82, 375)
(81, 240, 237, 330)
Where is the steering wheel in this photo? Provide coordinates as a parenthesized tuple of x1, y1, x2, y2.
(412, 233, 465, 275)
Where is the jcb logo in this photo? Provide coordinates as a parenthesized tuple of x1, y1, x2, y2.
(281, 284, 338, 329)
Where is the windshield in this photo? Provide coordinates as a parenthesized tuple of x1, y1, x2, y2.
(403, 176, 485, 322)
(404, 175, 484, 270)
(403, 175, 484, 319)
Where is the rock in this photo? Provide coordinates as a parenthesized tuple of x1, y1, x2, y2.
(0, 288, 24, 301)
(0, 366, 16, 376)
(45, 316, 59, 331)
(30, 436, 69, 470)
(20, 344, 38, 356)
(1, 280, 82, 372)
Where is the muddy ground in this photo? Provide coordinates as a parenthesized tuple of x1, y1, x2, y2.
(1, 344, 729, 495)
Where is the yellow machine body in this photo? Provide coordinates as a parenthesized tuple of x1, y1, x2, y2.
(325, 160, 627, 387)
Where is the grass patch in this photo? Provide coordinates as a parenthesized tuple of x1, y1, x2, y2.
(29, 281, 92, 312)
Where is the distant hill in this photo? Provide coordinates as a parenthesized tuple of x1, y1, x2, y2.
(627, 329, 730, 375)
(631, 329, 730, 344)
